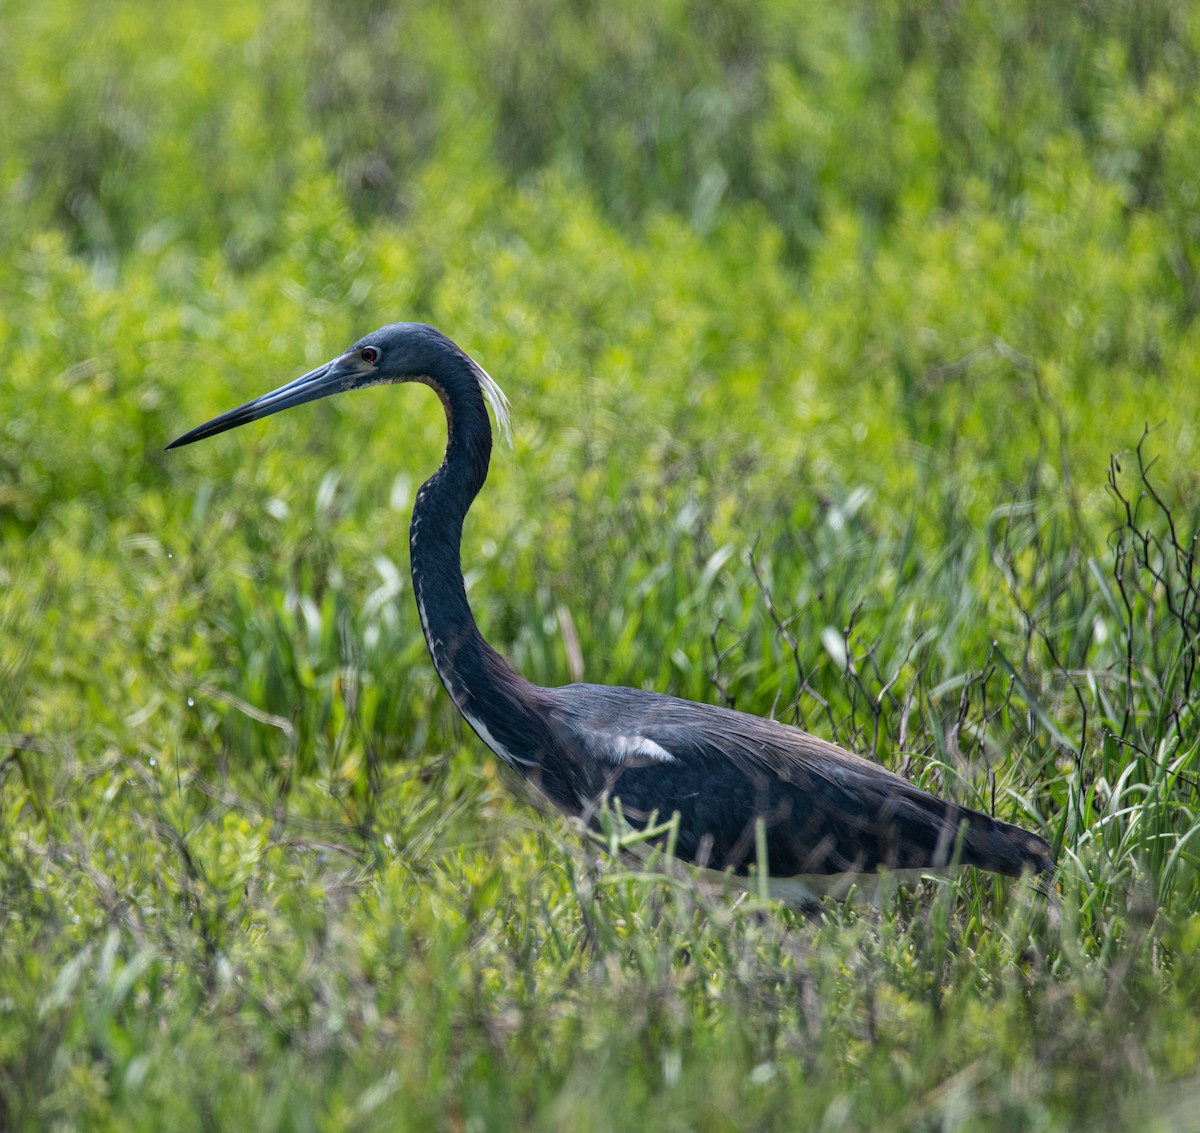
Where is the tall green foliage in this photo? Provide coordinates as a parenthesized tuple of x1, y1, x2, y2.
(2, 1, 1200, 1129)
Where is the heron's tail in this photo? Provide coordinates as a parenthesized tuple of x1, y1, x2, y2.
(958, 808, 1053, 877)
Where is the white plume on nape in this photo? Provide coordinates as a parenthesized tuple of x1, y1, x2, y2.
(467, 355, 513, 448)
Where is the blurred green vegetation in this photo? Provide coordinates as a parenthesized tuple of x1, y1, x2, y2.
(3, 0, 1200, 1129)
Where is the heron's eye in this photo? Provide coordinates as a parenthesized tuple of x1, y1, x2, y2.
(361, 346, 379, 364)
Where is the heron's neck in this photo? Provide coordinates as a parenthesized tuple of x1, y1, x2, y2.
(406, 370, 581, 811)
(408, 378, 532, 743)
(409, 454, 491, 696)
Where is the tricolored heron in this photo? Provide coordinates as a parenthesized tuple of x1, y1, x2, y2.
(168, 323, 1053, 903)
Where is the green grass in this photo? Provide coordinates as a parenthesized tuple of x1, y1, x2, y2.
(3, 1, 1200, 1128)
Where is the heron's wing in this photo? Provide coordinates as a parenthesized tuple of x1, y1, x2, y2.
(546, 684, 1051, 879)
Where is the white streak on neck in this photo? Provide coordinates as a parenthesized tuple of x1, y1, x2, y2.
(415, 589, 535, 770)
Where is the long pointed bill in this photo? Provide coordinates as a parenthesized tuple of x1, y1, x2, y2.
(165, 360, 353, 450)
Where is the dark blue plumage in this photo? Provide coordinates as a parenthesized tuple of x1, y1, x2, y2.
(168, 322, 1053, 900)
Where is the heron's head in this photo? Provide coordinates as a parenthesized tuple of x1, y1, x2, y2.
(166, 322, 510, 451)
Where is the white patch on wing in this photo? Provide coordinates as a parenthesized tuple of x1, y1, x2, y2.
(605, 735, 677, 765)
